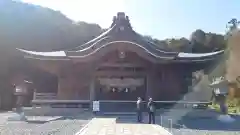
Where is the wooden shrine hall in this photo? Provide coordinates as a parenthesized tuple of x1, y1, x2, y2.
(16, 12, 224, 111)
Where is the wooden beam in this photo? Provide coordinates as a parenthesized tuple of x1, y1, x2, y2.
(95, 70, 147, 77)
(98, 62, 146, 68)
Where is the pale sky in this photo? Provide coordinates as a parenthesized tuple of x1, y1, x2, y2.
(20, 0, 240, 39)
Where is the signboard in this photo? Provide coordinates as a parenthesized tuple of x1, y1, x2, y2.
(15, 86, 27, 93)
(15, 86, 28, 96)
(92, 101, 100, 112)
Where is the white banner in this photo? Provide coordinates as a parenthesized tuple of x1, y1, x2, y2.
(98, 78, 144, 87)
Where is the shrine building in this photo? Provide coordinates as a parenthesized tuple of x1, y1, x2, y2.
(16, 12, 224, 110)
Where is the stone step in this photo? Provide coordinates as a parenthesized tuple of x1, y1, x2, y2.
(22, 107, 90, 116)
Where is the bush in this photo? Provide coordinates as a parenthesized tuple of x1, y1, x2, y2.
(209, 97, 240, 114)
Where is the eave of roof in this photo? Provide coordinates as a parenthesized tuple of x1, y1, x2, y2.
(17, 48, 66, 57)
(178, 50, 224, 58)
(16, 48, 70, 60)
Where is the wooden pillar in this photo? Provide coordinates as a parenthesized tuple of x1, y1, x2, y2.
(146, 74, 152, 100)
(89, 77, 95, 101)
(89, 77, 95, 110)
(57, 77, 65, 99)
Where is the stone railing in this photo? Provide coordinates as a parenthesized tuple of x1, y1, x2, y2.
(33, 92, 57, 100)
(97, 100, 210, 112)
(32, 92, 91, 109)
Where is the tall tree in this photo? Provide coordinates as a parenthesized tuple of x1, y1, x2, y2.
(190, 29, 206, 44)
(190, 29, 207, 53)
(227, 18, 240, 32)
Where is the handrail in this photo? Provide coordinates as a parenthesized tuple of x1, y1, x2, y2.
(98, 100, 137, 103)
(31, 99, 210, 104)
(97, 100, 210, 104)
(33, 92, 57, 100)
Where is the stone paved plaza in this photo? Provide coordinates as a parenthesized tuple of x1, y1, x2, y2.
(0, 111, 239, 135)
(76, 117, 171, 135)
(0, 111, 92, 135)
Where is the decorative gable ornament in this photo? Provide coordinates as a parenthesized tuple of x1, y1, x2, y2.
(119, 51, 126, 59)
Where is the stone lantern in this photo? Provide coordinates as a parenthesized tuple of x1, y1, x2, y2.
(209, 77, 228, 113)
(9, 79, 32, 121)
(209, 76, 234, 122)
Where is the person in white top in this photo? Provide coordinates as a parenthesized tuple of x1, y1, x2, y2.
(136, 97, 143, 123)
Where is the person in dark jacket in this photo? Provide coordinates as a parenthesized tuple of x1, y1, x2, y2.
(147, 98, 156, 124)
(136, 97, 143, 123)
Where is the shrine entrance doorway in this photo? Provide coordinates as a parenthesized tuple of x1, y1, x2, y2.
(95, 77, 146, 101)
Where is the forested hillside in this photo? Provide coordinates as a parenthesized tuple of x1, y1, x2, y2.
(0, 0, 103, 52)
(0, 0, 226, 53)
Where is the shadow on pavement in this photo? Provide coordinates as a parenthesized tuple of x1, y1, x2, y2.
(26, 120, 47, 124)
(112, 113, 240, 132)
(57, 115, 93, 120)
(177, 115, 240, 131)
(158, 115, 240, 132)
(26, 116, 63, 124)
(26, 113, 94, 124)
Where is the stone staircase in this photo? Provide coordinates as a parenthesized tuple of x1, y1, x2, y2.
(22, 107, 90, 116)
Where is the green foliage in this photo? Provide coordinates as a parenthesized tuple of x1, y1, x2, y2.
(0, 0, 102, 52)
(209, 98, 240, 114)
(227, 18, 240, 32)
(146, 30, 226, 53)
(0, 0, 103, 85)
(190, 30, 226, 53)
(225, 18, 240, 40)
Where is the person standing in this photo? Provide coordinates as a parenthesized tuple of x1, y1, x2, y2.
(147, 98, 156, 124)
(136, 97, 143, 123)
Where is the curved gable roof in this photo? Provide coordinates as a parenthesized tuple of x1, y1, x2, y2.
(17, 12, 224, 62)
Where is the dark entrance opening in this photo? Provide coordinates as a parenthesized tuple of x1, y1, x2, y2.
(94, 76, 147, 112)
(96, 77, 146, 100)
